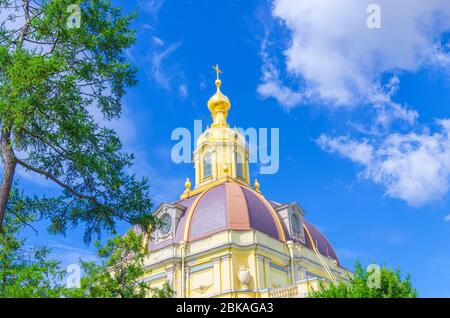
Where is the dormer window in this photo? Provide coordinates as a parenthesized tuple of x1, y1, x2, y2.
(291, 213, 301, 235)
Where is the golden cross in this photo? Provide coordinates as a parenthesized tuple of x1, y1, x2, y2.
(212, 64, 222, 80)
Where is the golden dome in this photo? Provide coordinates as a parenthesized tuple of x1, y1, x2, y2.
(208, 65, 230, 127)
(207, 79, 230, 113)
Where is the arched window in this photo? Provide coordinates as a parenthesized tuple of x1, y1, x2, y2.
(236, 153, 244, 178)
(203, 152, 212, 178)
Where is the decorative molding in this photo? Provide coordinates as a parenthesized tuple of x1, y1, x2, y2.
(143, 257, 181, 271)
(141, 272, 167, 283)
(192, 283, 213, 294)
(190, 262, 213, 274)
(270, 262, 288, 273)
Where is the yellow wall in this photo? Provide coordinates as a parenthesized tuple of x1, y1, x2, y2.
(194, 127, 250, 190)
(141, 229, 351, 298)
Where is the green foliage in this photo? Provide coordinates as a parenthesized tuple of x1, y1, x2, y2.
(310, 261, 417, 298)
(0, 188, 67, 297)
(68, 229, 174, 298)
(150, 281, 175, 298)
(0, 191, 172, 298)
(0, 0, 155, 241)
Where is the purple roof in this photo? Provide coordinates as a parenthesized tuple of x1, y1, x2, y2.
(148, 182, 340, 265)
(241, 187, 279, 240)
(189, 184, 228, 240)
(304, 220, 340, 265)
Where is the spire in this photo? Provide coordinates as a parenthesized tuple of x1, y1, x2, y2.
(212, 64, 222, 80)
(180, 65, 251, 198)
(207, 64, 230, 128)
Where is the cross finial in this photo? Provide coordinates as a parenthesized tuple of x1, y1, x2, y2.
(212, 64, 222, 80)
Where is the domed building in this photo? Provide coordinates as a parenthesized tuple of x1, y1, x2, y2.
(140, 67, 351, 298)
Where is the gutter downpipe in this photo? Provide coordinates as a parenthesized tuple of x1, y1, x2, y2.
(287, 240, 295, 284)
(180, 241, 187, 298)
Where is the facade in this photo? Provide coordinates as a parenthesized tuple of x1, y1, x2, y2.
(139, 68, 352, 298)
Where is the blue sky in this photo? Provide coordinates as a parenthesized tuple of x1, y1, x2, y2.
(14, 0, 450, 297)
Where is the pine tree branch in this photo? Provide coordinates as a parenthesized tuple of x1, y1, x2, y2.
(14, 158, 134, 224)
(15, 157, 95, 201)
(10, 209, 38, 235)
(22, 127, 71, 160)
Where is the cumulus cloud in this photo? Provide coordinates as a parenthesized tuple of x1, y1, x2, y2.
(261, 0, 450, 112)
(257, 36, 303, 109)
(261, 1, 450, 206)
(318, 119, 450, 206)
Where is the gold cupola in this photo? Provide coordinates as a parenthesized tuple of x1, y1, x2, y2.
(181, 65, 251, 198)
(207, 65, 230, 128)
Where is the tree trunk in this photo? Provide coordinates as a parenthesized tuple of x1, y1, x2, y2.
(0, 131, 16, 233)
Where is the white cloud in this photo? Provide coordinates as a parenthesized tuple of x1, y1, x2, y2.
(317, 135, 374, 166)
(150, 42, 181, 90)
(178, 84, 188, 98)
(318, 119, 450, 206)
(152, 36, 164, 46)
(199, 76, 207, 90)
(334, 248, 359, 261)
(369, 76, 419, 126)
(141, 0, 165, 24)
(264, 1, 450, 206)
(262, 0, 450, 113)
(444, 215, 450, 222)
(257, 79, 303, 110)
(257, 35, 303, 109)
(46, 239, 98, 266)
(147, 40, 189, 99)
